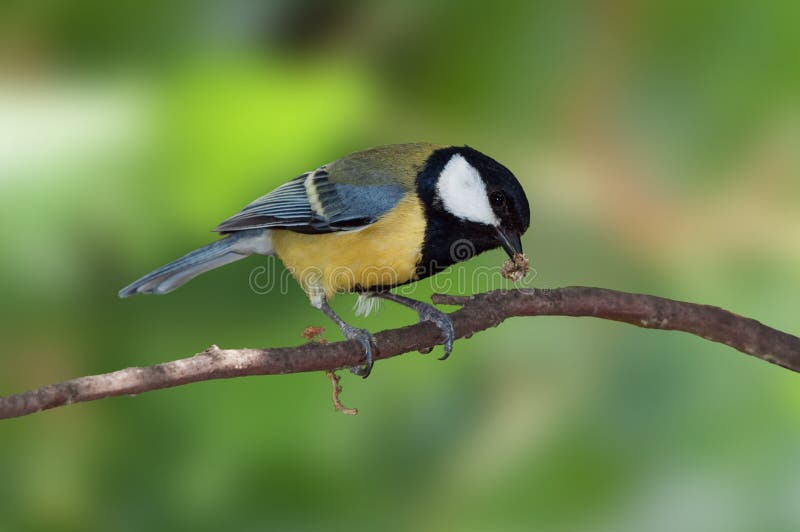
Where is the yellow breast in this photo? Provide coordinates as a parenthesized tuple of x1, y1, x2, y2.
(271, 195, 426, 305)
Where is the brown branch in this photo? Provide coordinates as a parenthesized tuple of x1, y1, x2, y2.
(2, 287, 798, 420)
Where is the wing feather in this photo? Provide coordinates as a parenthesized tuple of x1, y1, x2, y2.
(213, 167, 404, 234)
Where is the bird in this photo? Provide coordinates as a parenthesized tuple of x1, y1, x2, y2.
(119, 143, 530, 377)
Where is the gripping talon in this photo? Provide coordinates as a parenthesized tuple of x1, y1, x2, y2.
(320, 299, 377, 377)
(341, 325, 376, 378)
(374, 291, 457, 361)
(417, 306, 455, 361)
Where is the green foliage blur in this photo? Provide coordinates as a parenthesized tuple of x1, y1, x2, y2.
(1, 1, 799, 531)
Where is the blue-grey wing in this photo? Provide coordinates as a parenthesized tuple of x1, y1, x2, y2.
(213, 167, 405, 233)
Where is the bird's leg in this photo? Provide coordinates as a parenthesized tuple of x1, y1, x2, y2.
(319, 298, 376, 378)
(373, 291, 456, 360)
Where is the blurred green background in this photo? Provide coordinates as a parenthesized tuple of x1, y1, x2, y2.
(1, 1, 799, 531)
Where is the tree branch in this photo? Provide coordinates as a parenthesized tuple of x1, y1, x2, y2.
(2, 287, 798, 420)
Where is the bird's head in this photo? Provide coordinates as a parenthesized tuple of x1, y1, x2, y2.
(417, 146, 530, 263)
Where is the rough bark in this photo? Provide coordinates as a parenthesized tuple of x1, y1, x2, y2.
(1, 287, 798, 420)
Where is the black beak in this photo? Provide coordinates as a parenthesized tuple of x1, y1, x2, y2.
(496, 227, 523, 258)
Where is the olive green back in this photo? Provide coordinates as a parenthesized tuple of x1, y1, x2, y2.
(327, 143, 445, 189)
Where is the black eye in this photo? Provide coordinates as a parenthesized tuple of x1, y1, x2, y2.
(490, 191, 506, 207)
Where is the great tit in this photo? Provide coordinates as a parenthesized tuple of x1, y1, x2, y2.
(119, 143, 530, 376)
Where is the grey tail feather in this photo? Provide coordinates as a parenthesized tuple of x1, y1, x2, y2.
(118, 229, 272, 298)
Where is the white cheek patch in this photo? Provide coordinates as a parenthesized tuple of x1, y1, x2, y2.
(436, 154, 499, 225)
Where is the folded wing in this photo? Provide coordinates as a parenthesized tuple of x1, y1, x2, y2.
(214, 166, 405, 234)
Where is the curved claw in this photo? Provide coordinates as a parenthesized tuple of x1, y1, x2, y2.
(341, 324, 376, 378)
(417, 306, 456, 361)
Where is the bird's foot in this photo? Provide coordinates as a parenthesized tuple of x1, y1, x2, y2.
(416, 304, 456, 360)
(340, 324, 376, 378)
